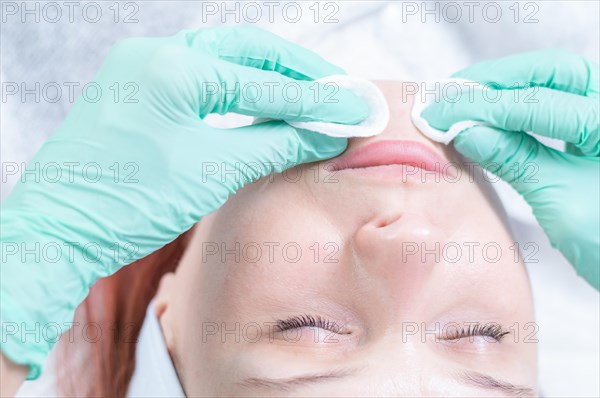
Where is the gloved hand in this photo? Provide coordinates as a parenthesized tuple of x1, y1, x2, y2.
(422, 49, 599, 290)
(0, 26, 368, 378)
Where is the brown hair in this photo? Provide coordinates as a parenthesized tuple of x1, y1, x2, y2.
(58, 230, 193, 397)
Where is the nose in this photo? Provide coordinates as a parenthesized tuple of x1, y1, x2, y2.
(352, 212, 449, 309)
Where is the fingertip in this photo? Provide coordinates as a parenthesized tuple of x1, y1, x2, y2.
(337, 88, 370, 124)
(453, 126, 503, 162)
(298, 84, 369, 125)
(295, 129, 348, 163)
(421, 101, 451, 131)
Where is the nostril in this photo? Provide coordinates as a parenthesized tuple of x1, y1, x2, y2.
(374, 213, 403, 228)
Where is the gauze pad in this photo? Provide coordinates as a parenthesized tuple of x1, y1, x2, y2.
(286, 75, 389, 138)
(411, 78, 488, 145)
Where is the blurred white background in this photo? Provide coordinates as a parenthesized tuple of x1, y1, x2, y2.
(2, 1, 599, 396)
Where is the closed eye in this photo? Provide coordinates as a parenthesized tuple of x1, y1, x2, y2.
(441, 322, 510, 342)
(274, 314, 350, 335)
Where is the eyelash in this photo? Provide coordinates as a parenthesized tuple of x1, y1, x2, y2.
(444, 323, 510, 342)
(274, 316, 509, 342)
(275, 314, 347, 334)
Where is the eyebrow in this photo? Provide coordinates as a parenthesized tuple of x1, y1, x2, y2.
(238, 367, 536, 396)
(237, 367, 359, 392)
(459, 370, 537, 397)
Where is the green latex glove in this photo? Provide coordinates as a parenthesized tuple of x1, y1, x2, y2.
(0, 26, 368, 379)
(422, 49, 600, 290)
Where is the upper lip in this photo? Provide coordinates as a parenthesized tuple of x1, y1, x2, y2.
(330, 140, 450, 172)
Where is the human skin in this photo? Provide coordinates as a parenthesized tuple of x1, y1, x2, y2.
(154, 81, 538, 397)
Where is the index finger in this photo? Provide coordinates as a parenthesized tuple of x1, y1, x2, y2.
(454, 49, 599, 98)
(185, 26, 345, 80)
(204, 58, 368, 124)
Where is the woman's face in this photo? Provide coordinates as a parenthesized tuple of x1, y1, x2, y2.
(155, 81, 537, 397)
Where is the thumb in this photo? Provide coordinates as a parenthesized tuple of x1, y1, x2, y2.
(453, 126, 547, 196)
(223, 121, 347, 186)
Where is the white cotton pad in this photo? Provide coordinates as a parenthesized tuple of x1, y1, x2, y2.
(411, 78, 488, 145)
(286, 75, 389, 138)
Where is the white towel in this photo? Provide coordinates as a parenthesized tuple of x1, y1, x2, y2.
(127, 301, 185, 398)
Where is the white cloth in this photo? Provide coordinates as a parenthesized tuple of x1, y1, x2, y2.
(127, 301, 185, 397)
(287, 75, 389, 137)
(411, 78, 489, 145)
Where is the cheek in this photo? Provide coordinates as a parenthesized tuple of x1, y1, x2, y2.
(208, 173, 316, 235)
(200, 170, 340, 272)
(174, 317, 235, 396)
(177, 171, 344, 322)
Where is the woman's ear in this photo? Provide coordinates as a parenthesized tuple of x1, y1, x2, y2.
(154, 272, 177, 351)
